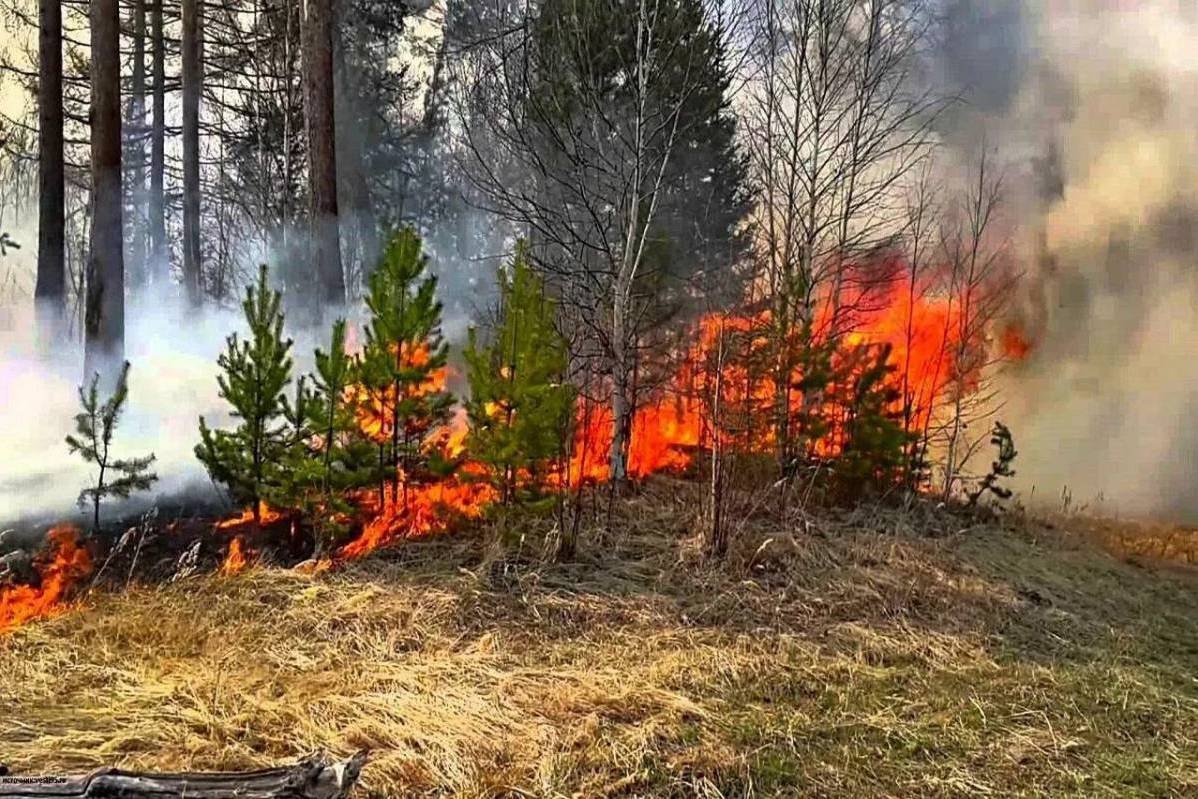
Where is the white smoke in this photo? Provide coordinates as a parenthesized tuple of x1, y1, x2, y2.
(0, 285, 244, 524)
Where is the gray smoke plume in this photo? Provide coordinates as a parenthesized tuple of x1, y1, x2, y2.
(940, 1, 1198, 519)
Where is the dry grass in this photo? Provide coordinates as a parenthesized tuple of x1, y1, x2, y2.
(3, 480, 1198, 797)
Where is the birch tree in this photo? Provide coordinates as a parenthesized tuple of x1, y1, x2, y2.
(739, 0, 941, 469)
(455, 0, 749, 485)
(936, 152, 1015, 500)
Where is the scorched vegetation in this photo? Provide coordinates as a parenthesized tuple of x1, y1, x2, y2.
(3, 485, 1198, 797)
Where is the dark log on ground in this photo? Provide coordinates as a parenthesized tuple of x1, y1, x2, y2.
(0, 752, 366, 798)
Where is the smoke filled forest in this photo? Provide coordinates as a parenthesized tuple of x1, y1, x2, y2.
(2, 0, 1198, 796)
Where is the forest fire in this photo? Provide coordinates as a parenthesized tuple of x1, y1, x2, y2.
(0, 526, 92, 633)
(567, 273, 1009, 484)
(205, 259, 1024, 560)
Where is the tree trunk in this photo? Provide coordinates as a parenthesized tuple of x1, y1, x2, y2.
(305, 0, 344, 318)
(182, 0, 203, 305)
(331, 6, 378, 288)
(0, 752, 366, 798)
(127, 0, 147, 291)
(84, 0, 125, 381)
(149, 0, 167, 285)
(34, 0, 65, 337)
(608, 299, 632, 486)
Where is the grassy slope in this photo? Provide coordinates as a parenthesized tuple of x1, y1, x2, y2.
(2, 482, 1197, 798)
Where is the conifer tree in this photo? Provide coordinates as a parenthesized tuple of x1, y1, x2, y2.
(269, 320, 374, 555)
(829, 344, 912, 496)
(67, 361, 158, 533)
(196, 265, 294, 523)
(968, 422, 1018, 507)
(465, 241, 573, 507)
(359, 228, 454, 509)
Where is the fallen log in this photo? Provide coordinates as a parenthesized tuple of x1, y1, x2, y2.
(0, 751, 366, 798)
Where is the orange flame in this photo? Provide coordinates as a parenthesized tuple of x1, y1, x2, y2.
(1001, 324, 1033, 360)
(214, 264, 1029, 561)
(0, 526, 93, 633)
(221, 537, 248, 575)
(567, 266, 1024, 483)
(214, 502, 283, 531)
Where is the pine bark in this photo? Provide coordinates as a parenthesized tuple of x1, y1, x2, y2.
(34, 0, 64, 333)
(84, 0, 125, 379)
(182, 0, 203, 305)
(305, 0, 345, 316)
(149, 0, 167, 285)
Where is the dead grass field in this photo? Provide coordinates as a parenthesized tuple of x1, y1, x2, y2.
(3, 481, 1198, 797)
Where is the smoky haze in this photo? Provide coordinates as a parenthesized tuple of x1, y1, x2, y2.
(939, 0, 1198, 519)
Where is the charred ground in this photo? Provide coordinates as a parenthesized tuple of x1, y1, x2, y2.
(2, 479, 1197, 798)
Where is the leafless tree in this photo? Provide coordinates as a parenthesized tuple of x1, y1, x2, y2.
(739, 0, 942, 468)
(936, 151, 1015, 500)
(149, 0, 169, 285)
(126, 0, 148, 288)
(453, 0, 747, 485)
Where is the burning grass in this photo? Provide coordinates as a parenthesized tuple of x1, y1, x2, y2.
(0, 526, 92, 633)
(3, 482, 1198, 797)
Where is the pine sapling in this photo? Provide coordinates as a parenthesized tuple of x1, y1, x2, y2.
(270, 319, 373, 556)
(968, 422, 1018, 508)
(66, 361, 158, 533)
(465, 240, 573, 508)
(359, 228, 454, 510)
(196, 264, 293, 523)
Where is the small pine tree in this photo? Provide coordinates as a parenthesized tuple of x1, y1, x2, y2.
(465, 241, 573, 507)
(968, 422, 1018, 507)
(196, 265, 294, 523)
(359, 228, 454, 509)
(66, 361, 158, 532)
(829, 343, 912, 497)
(269, 320, 374, 556)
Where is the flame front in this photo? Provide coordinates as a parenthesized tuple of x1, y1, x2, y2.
(0, 526, 92, 633)
(218, 259, 1024, 560)
(568, 271, 1016, 483)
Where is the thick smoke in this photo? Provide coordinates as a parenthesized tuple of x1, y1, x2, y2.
(941, 1, 1198, 519)
(0, 287, 245, 526)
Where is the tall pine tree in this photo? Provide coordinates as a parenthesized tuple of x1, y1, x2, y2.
(358, 228, 454, 509)
(465, 241, 572, 507)
(196, 265, 294, 523)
